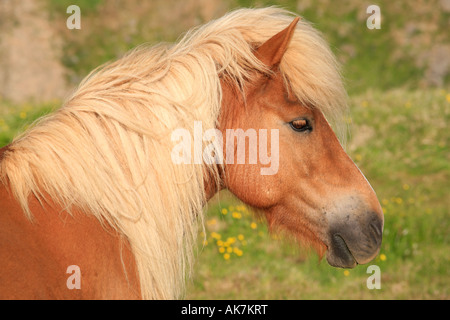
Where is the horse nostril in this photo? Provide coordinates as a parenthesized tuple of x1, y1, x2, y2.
(369, 215, 383, 243)
(327, 210, 383, 266)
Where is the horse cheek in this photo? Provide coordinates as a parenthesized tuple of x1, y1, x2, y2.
(227, 164, 281, 209)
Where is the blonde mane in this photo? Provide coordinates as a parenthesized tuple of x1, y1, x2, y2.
(0, 7, 347, 299)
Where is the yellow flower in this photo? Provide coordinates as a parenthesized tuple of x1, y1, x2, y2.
(19, 111, 27, 119)
(219, 247, 225, 253)
(207, 219, 217, 226)
(343, 270, 350, 276)
(237, 234, 245, 241)
(226, 237, 236, 244)
(233, 247, 243, 256)
(227, 247, 233, 253)
(395, 197, 403, 205)
(232, 212, 242, 219)
(250, 222, 257, 229)
(217, 240, 224, 246)
(402, 184, 410, 191)
(355, 154, 362, 162)
(221, 208, 228, 215)
(379, 254, 386, 261)
(446, 93, 450, 103)
(211, 232, 221, 240)
(223, 253, 230, 260)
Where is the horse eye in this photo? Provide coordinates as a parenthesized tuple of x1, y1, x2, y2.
(289, 119, 312, 132)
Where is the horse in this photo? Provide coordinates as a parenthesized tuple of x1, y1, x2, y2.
(0, 7, 383, 299)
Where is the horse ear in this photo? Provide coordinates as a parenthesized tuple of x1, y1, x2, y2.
(255, 17, 300, 68)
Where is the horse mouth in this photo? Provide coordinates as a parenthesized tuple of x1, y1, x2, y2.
(326, 234, 357, 268)
(324, 210, 383, 269)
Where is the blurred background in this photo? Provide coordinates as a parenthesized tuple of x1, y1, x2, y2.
(0, 0, 448, 299)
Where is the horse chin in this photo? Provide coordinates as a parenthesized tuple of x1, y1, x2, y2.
(325, 234, 357, 269)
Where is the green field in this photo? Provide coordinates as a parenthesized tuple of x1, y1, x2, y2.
(0, 0, 448, 299)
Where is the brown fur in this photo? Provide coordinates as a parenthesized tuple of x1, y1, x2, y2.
(0, 185, 140, 299)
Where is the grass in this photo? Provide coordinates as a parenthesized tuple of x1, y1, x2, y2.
(1, 88, 447, 299)
(0, 99, 57, 147)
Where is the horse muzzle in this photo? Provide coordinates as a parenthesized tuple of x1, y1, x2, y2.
(325, 210, 383, 268)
